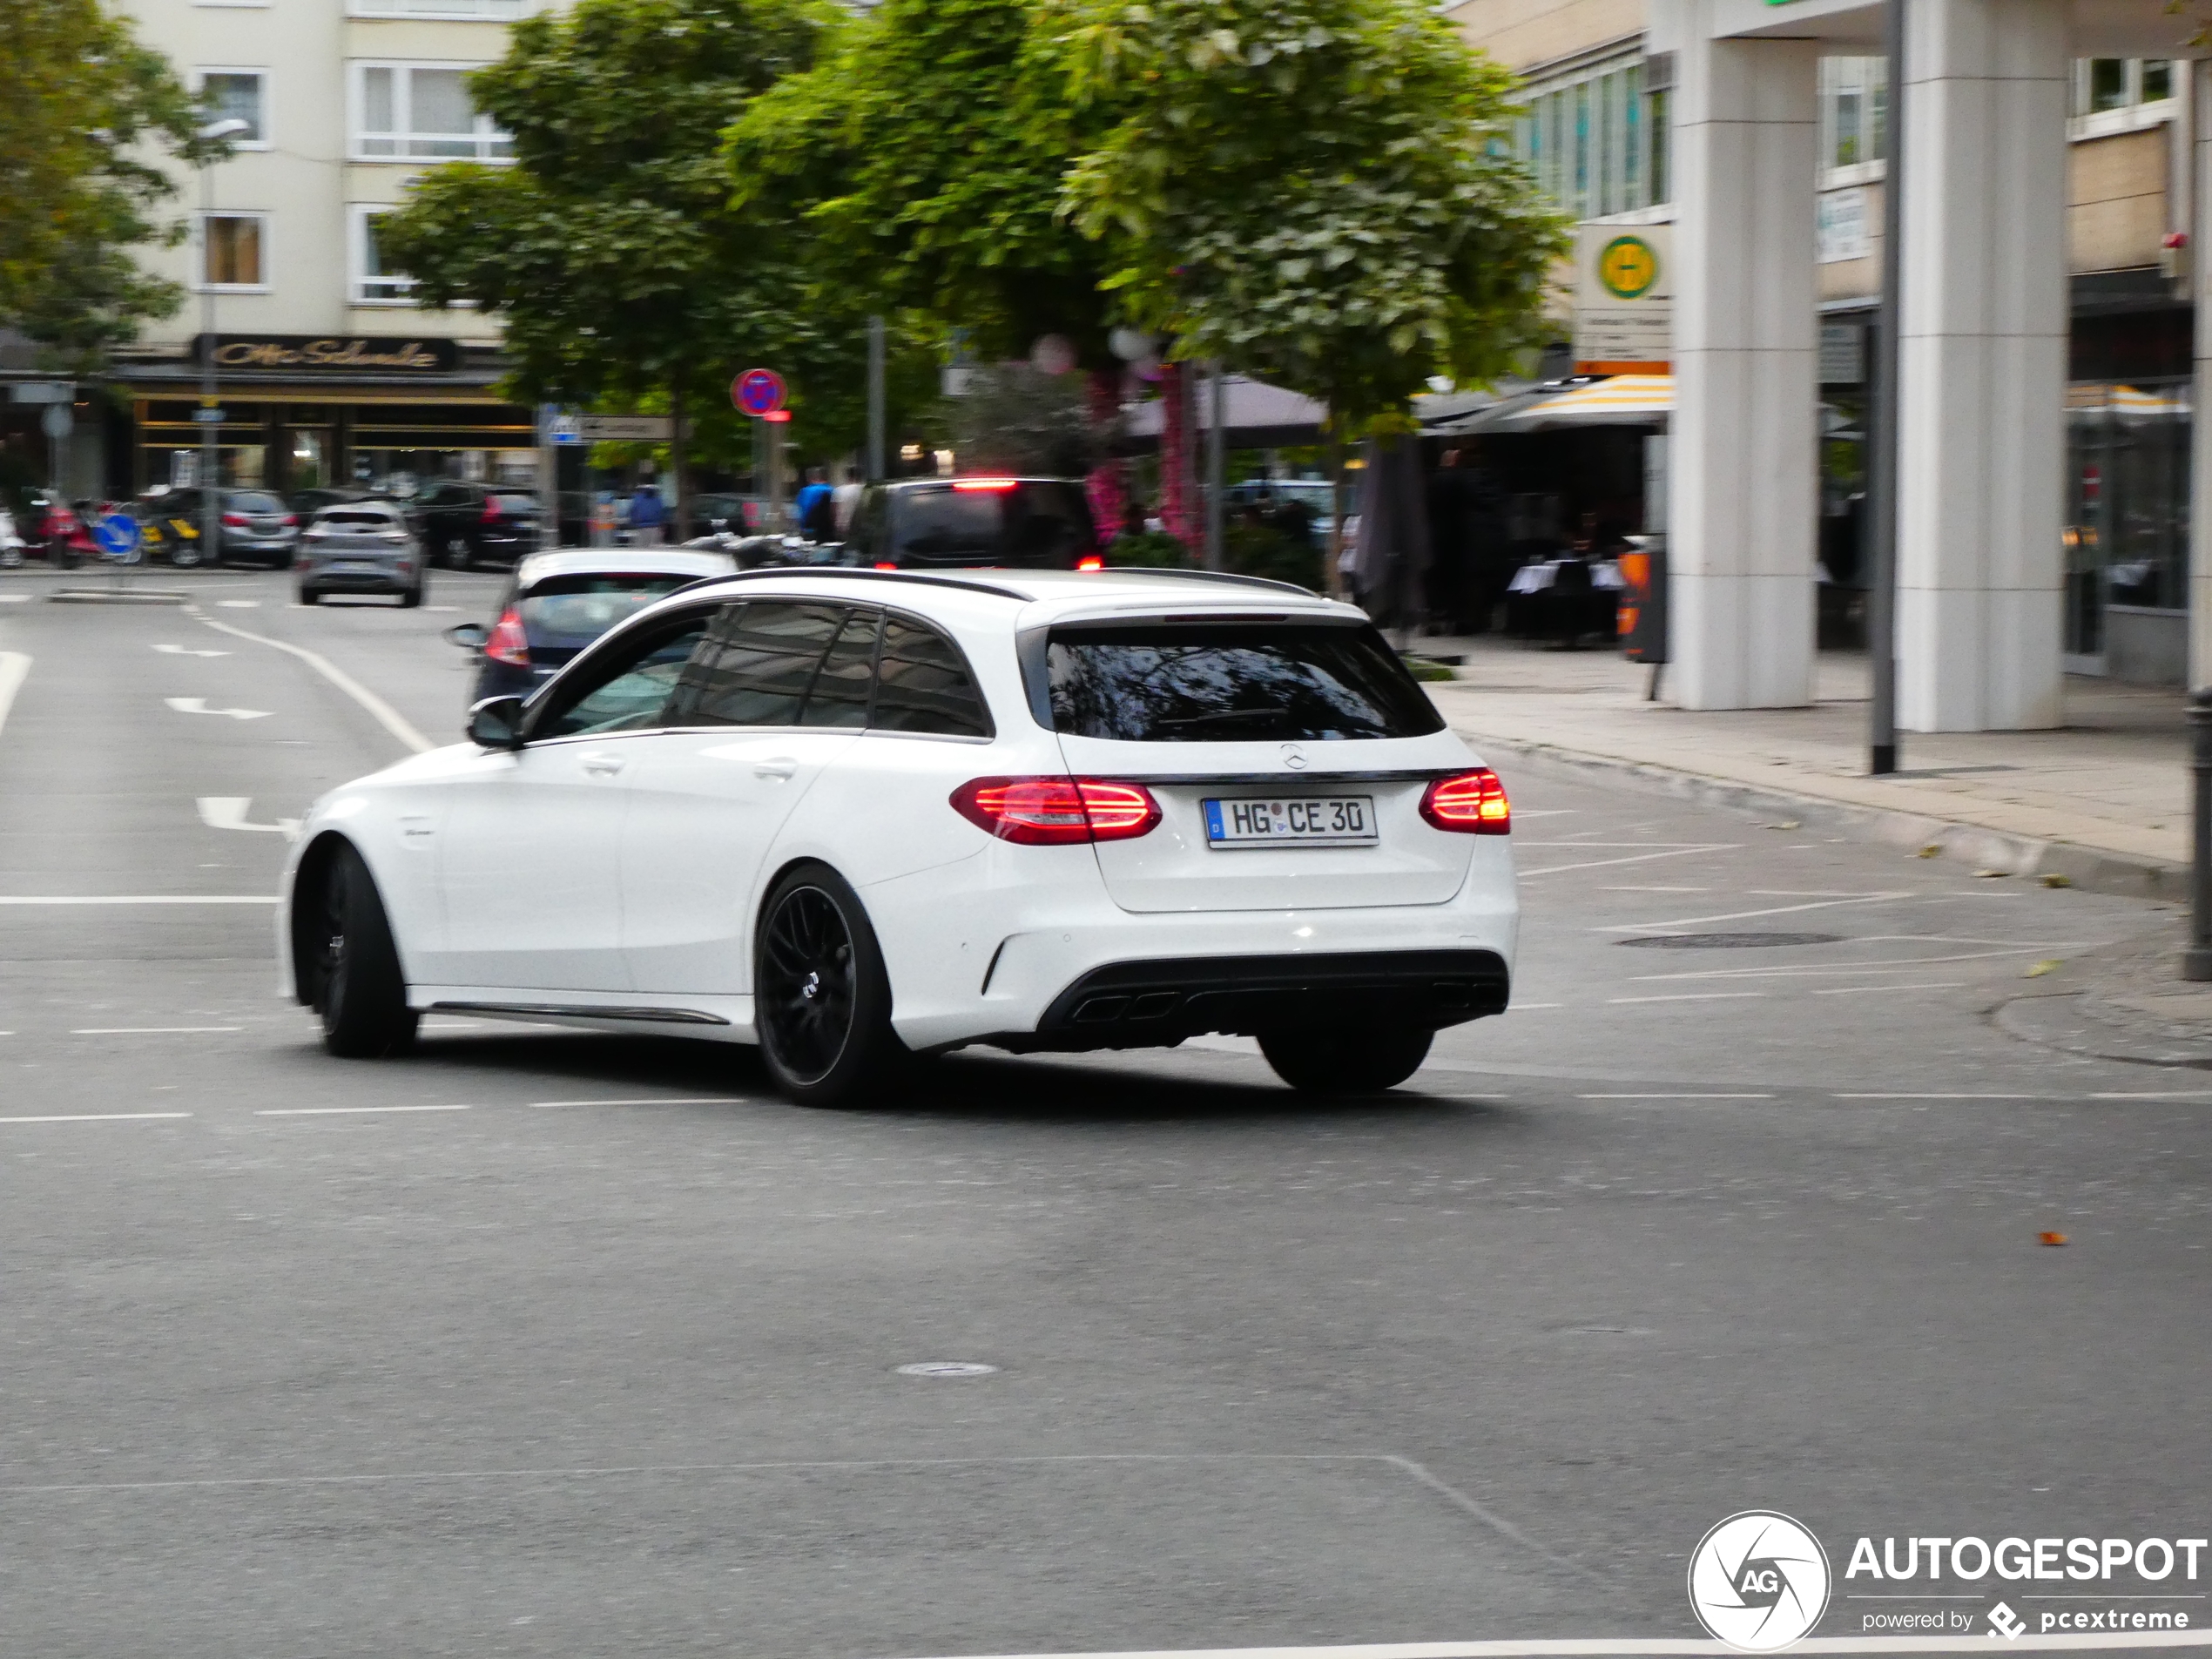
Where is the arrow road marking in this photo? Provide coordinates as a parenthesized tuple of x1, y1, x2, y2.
(0, 652, 28, 741)
(196, 797, 300, 840)
(165, 697, 271, 721)
(153, 644, 229, 658)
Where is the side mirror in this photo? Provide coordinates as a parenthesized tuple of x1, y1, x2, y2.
(466, 695, 525, 751)
(445, 622, 489, 650)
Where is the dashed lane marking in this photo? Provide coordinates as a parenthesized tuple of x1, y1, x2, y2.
(528, 1096, 749, 1109)
(1598, 892, 1915, 933)
(188, 607, 431, 754)
(1811, 981, 1966, 995)
(0, 896, 278, 905)
(71, 1026, 241, 1035)
(255, 1104, 471, 1116)
(213, 599, 260, 608)
(152, 643, 228, 657)
(164, 696, 271, 720)
(0, 1112, 192, 1124)
(1519, 844, 1737, 879)
(0, 651, 28, 741)
(1606, 991, 1767, 1004)
(1580, 1093, 1774, 1100)
(1833, 1092, 2036, 1100)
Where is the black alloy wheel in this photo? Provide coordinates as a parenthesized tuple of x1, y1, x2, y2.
(308, 842, 419, 1058)
(1258, 1022, 1433, 1095)
(754, 864, 903, 1107)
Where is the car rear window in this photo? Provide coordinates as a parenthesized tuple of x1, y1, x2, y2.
(892, 482, 1094, 565)
(1045, 622, 1444, 742)
(520, 574, 694, 640)
(230, 492, 285, 514)
(490, 494, 537, 513)
(320, 510, 395, 529)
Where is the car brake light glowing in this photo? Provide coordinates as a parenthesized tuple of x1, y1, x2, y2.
(484, 606, 530, 667)
(1075, 556, 1104, 571)
(1420, 769, 1510, 834)
(949, 777, 1161, 846)
(873, 562, 898, 570)
(280, 513, 298, 527)
(951, 478, 1018, 492)
(221, 511, 248, 528)
(481, 499, 501, 521)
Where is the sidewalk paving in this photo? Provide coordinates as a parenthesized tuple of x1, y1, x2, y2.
(1421, 635, 2188, 892)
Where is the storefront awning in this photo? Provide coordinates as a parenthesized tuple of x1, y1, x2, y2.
(1490, 374, 1673, 431)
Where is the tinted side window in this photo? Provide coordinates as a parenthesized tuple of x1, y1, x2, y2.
(873, 615, 990, 737)
(800, 610, 879, 729)
(534, 614, 715, 740)
(671, 601, 846, 728)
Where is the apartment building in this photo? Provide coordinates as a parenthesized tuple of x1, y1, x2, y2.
(98, 0, 550, 500)
(1448, 0, 2195, 684)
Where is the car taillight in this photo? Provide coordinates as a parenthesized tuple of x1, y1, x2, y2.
(280, 513, 298, 527)
(484, 607, 530, 667)
(949, 777, 1161, 846)
(951, 478, 1018, 492)
(873, 562, 897, 571)
(221, 511, 248, 528)
(1075, 555, 1104, 571)
(1420, 769, 1511, 834)
(481, 499, 501, 521)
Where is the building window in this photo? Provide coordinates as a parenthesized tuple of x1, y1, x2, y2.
(2074, 59, 2176, 117)
(1819, 58, 1886, 172)
(199, 212, 267, 289)
(349, 0, 526, 14)
(352, 63, 512, 162)
(349, 206, 415, 305)
(196, 70, 267, 146)
(1512, 53, 1662, 218)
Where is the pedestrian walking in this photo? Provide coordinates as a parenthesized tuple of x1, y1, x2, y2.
(627, 480, 667, 545)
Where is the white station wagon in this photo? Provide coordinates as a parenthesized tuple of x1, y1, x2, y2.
(280, 568, 1519, 1104)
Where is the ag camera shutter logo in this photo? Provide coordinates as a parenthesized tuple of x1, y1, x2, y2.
(1689, 1511, 1832, 1650)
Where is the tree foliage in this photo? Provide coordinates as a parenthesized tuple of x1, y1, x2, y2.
(725, 0, 1116, 366)
(376, 0, 908, 494)
(0, 0, 217, 368)
(1050, 0, 1567, 428)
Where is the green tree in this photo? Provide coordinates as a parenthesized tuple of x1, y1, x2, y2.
(1052, 0, 1568, 561)
(0, 0, 218, 368)
(376, 0, 850, 532)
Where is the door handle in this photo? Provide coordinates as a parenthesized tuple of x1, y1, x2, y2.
(582, 753, 627, 777)
(753, 757, 799, 780)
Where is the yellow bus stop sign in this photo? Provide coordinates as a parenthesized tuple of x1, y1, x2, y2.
(1597, 235, 1660, 300)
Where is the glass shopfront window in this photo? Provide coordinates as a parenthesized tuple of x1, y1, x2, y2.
(2064, 381, 2190, 661)
(1513, 55, 1665, 218)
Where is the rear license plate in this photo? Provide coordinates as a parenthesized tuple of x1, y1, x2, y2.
(1204, 796, 1377, 847)
(333, 561, 380, 573)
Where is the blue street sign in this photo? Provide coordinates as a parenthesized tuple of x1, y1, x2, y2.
(94, 512, 142, 558)
(192, 408, 226, 424)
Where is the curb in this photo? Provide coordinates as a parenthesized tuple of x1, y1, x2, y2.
(1457, 731, 2183, 903)
(46, 589, 190, 606)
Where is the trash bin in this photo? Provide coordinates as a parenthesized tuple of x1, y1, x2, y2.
(1620, 536, 1667, 664)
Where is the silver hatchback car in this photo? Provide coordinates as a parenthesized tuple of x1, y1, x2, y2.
(297, 502, 424, 607)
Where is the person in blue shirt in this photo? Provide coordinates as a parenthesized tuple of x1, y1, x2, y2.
(628, 481, 667, 544)
(793, 467, 834, 541)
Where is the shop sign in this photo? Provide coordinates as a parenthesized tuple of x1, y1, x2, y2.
(1572, 222, 1671, 374)
(190, 334, 459, 373)
(1817, 188, 1871, 264)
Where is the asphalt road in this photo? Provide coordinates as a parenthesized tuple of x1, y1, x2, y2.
(1, 567, 2207, 1659)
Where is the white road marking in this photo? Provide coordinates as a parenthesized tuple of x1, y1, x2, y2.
(1580, 1092, 1774, 1100)
(1601, 892, 1914, 933)
(529, 1096, 747, 1108)
(164, 696, 271, 721)
(0, 895, 278, 905)
(1606, 991, 1769, 1004)
(152, 643, 228, 658)
(0, 651, 29, 741)
(1834, 1092, 2035, 1100)
(0, 1112, 192, 1124)
(189, 608, 432, 754)
(1811, 981, 1966, 995)
(214, 598, 260, 608)
(196, 797, 300, 839)
(2092, 1090, 2212, 1099)
(71, 1026, 240, 1035)
(1627, 945, 2084, 982)
(0, 593, 28, 603)
(1599, 885, 1708, 892)
(1510, 809, 1576, 818)
(255, 1104, 472, 1116)
(1521, 846, 1739, 878)
(1507, 1002, 1562, 1010)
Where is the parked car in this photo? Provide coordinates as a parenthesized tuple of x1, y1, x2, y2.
(139, 488, 300, 567)
(282, 566, 1517, 1107)
(297, 501, 425, 607)
(408, 482, 541, 569)
(445, 547, 738, 704)
(129, 496, 209, 567)
(689, 493, 762, 536)
(290, 486, 384, 518)
(844, 477, 1098, 570)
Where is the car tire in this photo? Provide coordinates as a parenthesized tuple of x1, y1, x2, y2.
(307, 842, 419, 1058)
(398, 582, 423, 610)
(754, 862, 906, 1108)
(448, 536, 471, 570)
(1259, 1022, 1433, 1095)
(169, 543, 202, 570)
(298, 586, 320, 606)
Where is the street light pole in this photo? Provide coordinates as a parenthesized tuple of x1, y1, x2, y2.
(194, 118, 249, 567)
(1866, 0, 1905, 775)
(867, 315, 887, 483)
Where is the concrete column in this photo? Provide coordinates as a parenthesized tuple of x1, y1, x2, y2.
(1895, 0, 2068, 730)
(2190, 60, 2212, 688)
(1668, 26, 1819, 709)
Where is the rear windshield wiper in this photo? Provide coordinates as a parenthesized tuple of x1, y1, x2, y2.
(1151, 708, 1292, 729)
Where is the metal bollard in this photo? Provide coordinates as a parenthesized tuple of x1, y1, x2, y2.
(2188, 689, 2212, 980)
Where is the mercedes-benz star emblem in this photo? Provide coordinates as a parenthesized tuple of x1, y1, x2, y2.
(1280, 745, 1309, 771)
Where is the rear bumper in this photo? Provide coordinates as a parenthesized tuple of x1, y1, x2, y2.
(1010, 948, 1508, 1051)
(305, 566, 411, 590)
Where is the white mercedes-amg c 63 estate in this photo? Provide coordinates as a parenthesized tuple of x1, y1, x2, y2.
(279, 567, 1519, 1105)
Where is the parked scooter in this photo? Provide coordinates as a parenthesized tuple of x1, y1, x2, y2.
(29, 495, 94, 569)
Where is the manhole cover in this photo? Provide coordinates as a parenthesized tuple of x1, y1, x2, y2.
(1617, 932, 1844, 949)
(895, 1361, 999, 1379)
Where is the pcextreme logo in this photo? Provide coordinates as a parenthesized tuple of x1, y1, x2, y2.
(1688, 1511, 1832, 1651)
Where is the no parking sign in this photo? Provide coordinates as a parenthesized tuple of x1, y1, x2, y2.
(732, 368, 786, 416)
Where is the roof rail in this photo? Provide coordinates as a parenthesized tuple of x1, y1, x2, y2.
(705, 566, 1034, 602)
(1096, 565, 1322, 598)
